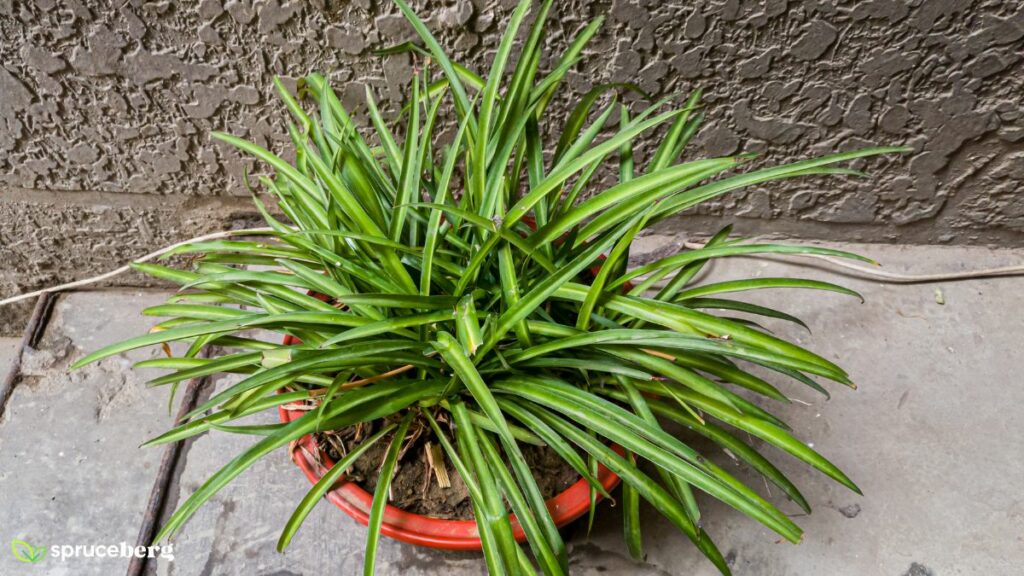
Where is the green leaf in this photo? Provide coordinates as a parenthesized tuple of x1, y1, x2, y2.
(552, 285, 854, 384)
(618, 378, 700, 525)
(450, 401, 519, 573)
(683, 298, 811, 332)
(421, 105, 472, 296)
(493, 377, 802, 542)
(554, 83, 648, 163)
(478, 431, 564, 576)
(390, 75, 421, 243)
(406, 202, 556, 273)
(630, 380, 860, 494)
(651, 146, 913, 221)
(512, 399, 731, 575)
(155, 381, 441, 542)
(541, 159, 735, 248)
(479, 218, 628, 357)
(422, 411, 509, 576)
(621, 450, 644, 560)
(318, 310, 453, 348)
(649, 89, 703, 171)
(512, 325, 839, 382)
(433, 332, 567, 567)
(363, 412, 414, 576)
(613, 243, 876, 290)
(182, 342, 430, 424)
(143, 304, 255, 321)
(676, 277, 863, 303)
(499, 400, 610, 499)
(455, 295, 484, 355)
(474, 0, 532, 216)
(503, 107, 685, 229)
(392, 0, 475, 121)
(71, 317, 264, 369)
(604, 390, 811, 513)
(278, 423, 397, 551)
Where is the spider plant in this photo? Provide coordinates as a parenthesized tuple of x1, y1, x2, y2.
(73, 0, 907, 573)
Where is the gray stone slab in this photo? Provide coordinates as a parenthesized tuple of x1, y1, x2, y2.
(1, 336, 19, 374)
(0, 290, 184, 576)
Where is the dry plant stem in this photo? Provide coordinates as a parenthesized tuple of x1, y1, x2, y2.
(319, 432, 348, 462)
(291, 442, 325, 474)
(642, 348, 677, 361)
(3, 228, 1022, 310)
(304, 364, 417, 397)
(677, 241, 1024, 284)
(426, 442, 452, 488)
(0, 227, 274, 307)
(420, 449, 434, 496)
(397, 421, 426, 462)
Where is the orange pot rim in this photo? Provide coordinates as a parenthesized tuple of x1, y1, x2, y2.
(278, 385, 622, 550)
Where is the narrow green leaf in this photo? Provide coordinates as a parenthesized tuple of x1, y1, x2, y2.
(434, 332, 567, 566)
(676, 278, 863, 303)
(422, 411, 508, 576)
(392, 0, 475, 122)
(278, 423, 397, 551)
(503, 107, 685, 229)
(652, 147, 912, 222)
(363, 412, 414, 576)
(630, 380, 860, 494)
(683, 298, 810, 332)
(450, 401, 519, 572)
(516, 400, 731, 574)
(390, 76, 421, 243)
(455, 295, 484, 355)
(622, 450, 643, 561)
(493, 377, 802, 542)
(477, 431, 563, 576)
(318, 310, 453, 348)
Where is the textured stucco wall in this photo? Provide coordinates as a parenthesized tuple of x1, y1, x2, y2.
(1, 0, 1023, 317)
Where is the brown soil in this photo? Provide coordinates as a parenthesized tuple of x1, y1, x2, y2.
(315, 418, 580, 520)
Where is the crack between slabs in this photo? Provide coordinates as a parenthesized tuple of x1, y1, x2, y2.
(127, 346, 216, 576)
(0, 292, 56, 420)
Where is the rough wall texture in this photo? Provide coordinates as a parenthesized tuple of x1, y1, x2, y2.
(1, 0, 1023, 311)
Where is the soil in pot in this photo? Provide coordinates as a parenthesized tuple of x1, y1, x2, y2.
(314, 419, 580, 520)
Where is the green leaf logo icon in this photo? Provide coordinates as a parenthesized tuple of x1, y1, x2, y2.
(11, 539, 47, 564)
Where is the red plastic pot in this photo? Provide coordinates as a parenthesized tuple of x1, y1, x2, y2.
(278, 392, 621, 549)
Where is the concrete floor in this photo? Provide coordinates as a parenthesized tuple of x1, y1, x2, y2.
(0, 337, 18, 373)
(1, 242, 1022, 575)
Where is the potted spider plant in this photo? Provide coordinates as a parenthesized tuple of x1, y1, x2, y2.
(73, 0, 907, 573)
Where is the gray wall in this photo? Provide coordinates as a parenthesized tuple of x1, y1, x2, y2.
(1, 0, 1023, 321)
